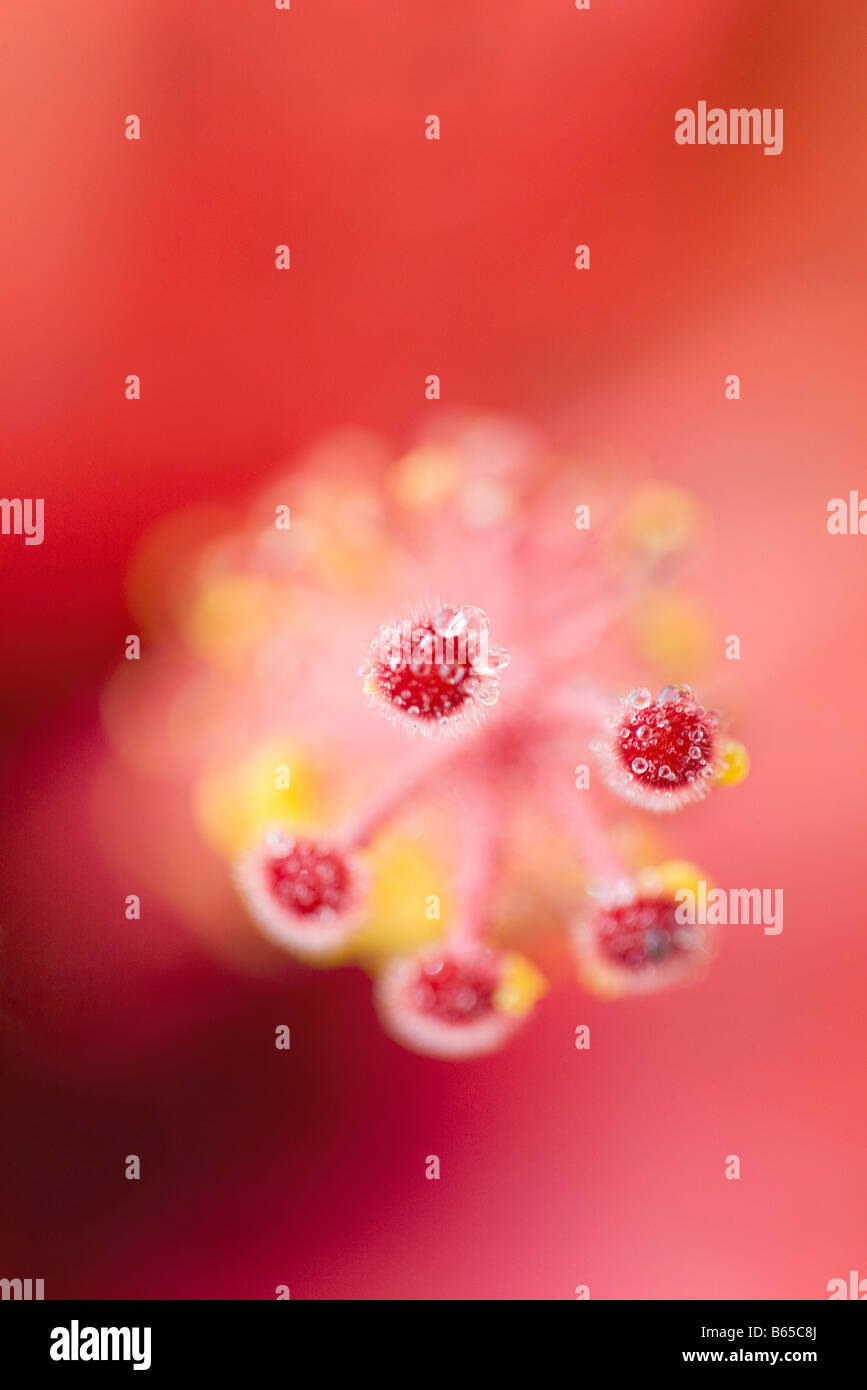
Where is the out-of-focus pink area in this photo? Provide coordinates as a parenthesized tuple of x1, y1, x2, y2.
(1, 0, 866, 1298)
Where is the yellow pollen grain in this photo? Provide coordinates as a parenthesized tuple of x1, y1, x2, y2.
(717, 738, 750, 786)
(493, 953, 549, 1017)
(642, 859, 709, 902)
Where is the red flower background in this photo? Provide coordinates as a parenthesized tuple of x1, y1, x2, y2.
(1, 0, 866, 1298)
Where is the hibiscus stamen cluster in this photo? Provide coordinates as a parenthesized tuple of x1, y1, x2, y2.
(235, 584, 747, 1057)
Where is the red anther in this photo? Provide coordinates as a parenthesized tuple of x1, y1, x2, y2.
(374, 943, 523, 1059)
(596, 896, 701, 970)
(361, 603, 509, 736)
(236, 830, 367, 958)
(573, 884, 713, 997)
(371, 621, 474, 720)
(597, 684, 722, 811)
(267, 840, 353, 916)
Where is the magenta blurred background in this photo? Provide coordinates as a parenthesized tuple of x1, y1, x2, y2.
(1, 0, 866, 1298)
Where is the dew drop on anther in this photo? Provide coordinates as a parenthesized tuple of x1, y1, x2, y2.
(659, 684, 693, 705)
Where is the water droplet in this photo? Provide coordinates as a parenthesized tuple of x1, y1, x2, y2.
(486, 645, 511, 670)
(629, 687, 652, 709)
(266, 828, 293, 853)
(438, 663, 466, 684)
(659, 683, 693, 705)
(476, 683, 499, 706)
(455, 986, 478, 1013)
(657, 764, 673, 780)
(631, 757, 648, 774)
(443, 604, 489, 641)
